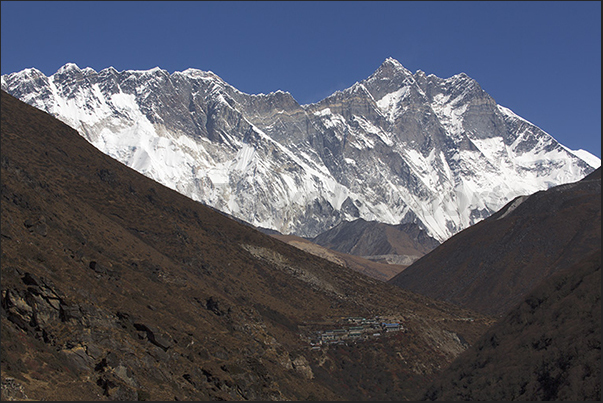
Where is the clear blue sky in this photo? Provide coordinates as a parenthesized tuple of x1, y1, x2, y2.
(2, 1, 600, 158)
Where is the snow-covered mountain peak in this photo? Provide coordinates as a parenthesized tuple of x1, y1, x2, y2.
(368, 58, 414, 83)
(177, 68, 230, 88)
(55, 62, 81, 74)
(453, 71, 469, 79)
(143, 66, 166, 75)
(2, 67, 45, 83)
(270, 89, 290, 96)
(97, 66, 118, 75)
(1, 61, 596, 242)
(414, 69, 426, 78)
(25, 67, 46, 77)
(121, 66, 169, 78)
(381, 57, 408, 71)
(441, 71, 478, 89)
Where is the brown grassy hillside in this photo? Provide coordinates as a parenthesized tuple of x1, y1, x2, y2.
(419, 249, 601, 401)
(272, 233, 408, 281)
(0, 90, 492, 401)
(389, 168, 601, 316)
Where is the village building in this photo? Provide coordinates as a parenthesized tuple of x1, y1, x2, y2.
(382, 322, 401, 332)
(348, 326, 364, 338)
(305, 315, 407, 348)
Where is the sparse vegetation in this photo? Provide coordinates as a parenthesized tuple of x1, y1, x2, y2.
(3, 86, 599, 401)
(1, 90, 492, 400)
(419, 250, 601, 401)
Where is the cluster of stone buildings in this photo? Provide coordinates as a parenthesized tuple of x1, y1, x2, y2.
(305, 316, 405, 348)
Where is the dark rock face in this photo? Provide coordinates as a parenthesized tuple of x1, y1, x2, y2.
(1, 58, 595, 243)
(311, 218, 440, 259)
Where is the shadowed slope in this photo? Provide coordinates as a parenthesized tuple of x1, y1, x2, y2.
(389, 168, 601, 316)
(1, 90, 491, 401)
(419, 249, 601, 401)
(311, 218, 439, 263)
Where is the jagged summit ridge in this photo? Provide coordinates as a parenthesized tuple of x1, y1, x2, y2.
(1, 58, 598, 241)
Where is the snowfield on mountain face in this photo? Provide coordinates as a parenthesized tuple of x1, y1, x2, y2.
(376, 86, 409, 122)
(564, 148, 601, 170)
(2, 59, 598, 242)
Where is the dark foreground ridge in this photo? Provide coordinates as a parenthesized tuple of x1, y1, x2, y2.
(387, 163, 601, 400)
(390, 166, 601, 316)
(421, 249, 601, 400)
(1, 90, 491, 400)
